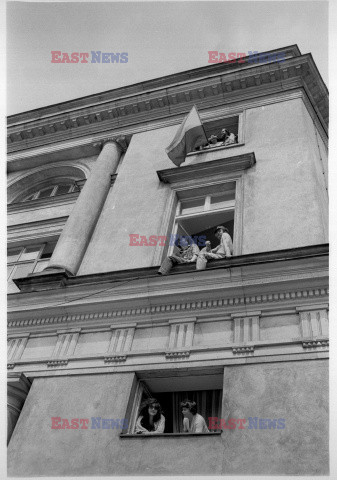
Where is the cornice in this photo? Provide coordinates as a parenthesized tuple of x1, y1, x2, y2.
(6, 338, 329, 376)
(8, 193, 79, 213)
(7, 286, 328, 331)
(7, 216, 68, 245)
(7, 52, 328, 154)
(12, 243, 328, 294)
(157, 152, 256, 183)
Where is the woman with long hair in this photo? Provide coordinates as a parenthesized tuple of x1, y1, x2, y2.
(135, 398, 165, 434)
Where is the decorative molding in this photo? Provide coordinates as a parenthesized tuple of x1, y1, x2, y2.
(302, 339, 329, 349)
(165, 351, 190, 360)
(232, 346, 254, 354)
(8, 193, 79, 214)
(157, 153, 256, 184)
(7, 363, 15, 370)
(168, 320, 195, 350)
(298, 308, 328, 338)
(7, 217, 68, 245)
(47, 359, 68, 367)
(104, 355, 127, 363)
(7, 335, 30, 362)
(7, 50, 328, 154)
(232, 313, 260, 343)
(8, 286, 329, 329)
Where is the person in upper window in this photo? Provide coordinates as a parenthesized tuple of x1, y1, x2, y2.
(158, 236, 199, 275)
(217, 128, 238, 146)
(181, 400, 209, 433)
(135, 398, 165, 434)
(196, 226, 233, 270)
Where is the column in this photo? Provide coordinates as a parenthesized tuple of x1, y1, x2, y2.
(47, 137, 127, 276)
(7, 373, 31, 445)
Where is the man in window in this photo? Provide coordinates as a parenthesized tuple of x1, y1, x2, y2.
(181, 400, 209, 433)
(196, 225, 233, 270)
(158, 236, 199, 275)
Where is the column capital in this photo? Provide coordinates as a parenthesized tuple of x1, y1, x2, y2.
(94, 135, 128, 153)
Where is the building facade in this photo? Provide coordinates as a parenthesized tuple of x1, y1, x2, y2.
(7, 45, 329, 475)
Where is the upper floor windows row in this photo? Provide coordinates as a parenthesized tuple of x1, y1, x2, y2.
(20, 183, 77, 202)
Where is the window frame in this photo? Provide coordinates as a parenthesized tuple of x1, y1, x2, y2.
(21, 183, 76, 203)
(186, 111, 245, 158)
(7, 241, 57, 293)
(155, 152, 255, 266)
(124, 375, 223, 436)
(165, 176, 243, 259)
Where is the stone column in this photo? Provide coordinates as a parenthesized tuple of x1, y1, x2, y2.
(47, 137, 127, 276)
(7, 373, 31, 445)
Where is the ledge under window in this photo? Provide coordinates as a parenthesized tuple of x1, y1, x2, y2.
(157, 152, 255, 184)
(120, 432, 222, 438)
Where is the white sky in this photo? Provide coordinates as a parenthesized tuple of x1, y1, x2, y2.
(7, 0, 328, 116)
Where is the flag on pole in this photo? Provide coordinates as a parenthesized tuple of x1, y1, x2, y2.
(165, 105, 207, 167)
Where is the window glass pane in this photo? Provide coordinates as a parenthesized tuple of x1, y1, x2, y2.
(56, 184, 72, 196)
(210, 192, 235, 210)
(38, 187, 54, 199)
(20, 245, 41, 261)
(180, 198, 205, 215)
(33, 259, 50, 273)
(11, 263, 34, 279)
(22, 193, 36, 202)
(7, 265, 14, 280)
(7, 248, 22, 263)
(40, 241, 57, 259)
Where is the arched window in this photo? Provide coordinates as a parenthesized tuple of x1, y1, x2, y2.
(21, 183, 76, 202)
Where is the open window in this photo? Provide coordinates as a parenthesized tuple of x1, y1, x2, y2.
(7, 241, 57, 293)
(203, 115, 239, 140)
(169, 181, 235, 255)
(126, 372, 223, 434)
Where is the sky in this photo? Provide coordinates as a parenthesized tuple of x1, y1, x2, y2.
(6, 0, 329, 116)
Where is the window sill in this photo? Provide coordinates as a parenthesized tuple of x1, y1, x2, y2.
(120, 432, 222, 438)
(186, 142, 244, 157)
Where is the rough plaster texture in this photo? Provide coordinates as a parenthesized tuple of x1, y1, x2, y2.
(7, 373, 223, 476)
(193, 320, 233, 346)
(8, 360, 328, 476)
(221, 359, 329, 475)
(259, 314, 300, 341)
(77, 98, 328, 275)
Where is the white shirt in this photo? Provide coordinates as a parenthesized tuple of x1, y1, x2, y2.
(183, 413, 209, 433)
(212, 232, 233, 257)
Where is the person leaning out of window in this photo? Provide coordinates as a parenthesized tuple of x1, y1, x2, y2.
(135, 398, 165, 434)
(181, 400, 209, 433)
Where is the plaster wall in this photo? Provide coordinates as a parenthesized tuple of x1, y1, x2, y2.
(8, 359, 328, 476)
(78, 97, 328, 275)
(221, 359, 328, 475)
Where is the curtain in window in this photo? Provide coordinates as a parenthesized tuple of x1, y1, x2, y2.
(172, 389, 222, 433)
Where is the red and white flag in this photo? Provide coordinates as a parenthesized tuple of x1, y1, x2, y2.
(165, 105, 207, 167)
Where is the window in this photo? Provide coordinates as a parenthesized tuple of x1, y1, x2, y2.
(203, 115, 239, 140)
(7, 241, 57, 293)
(21, 183, 76, 202)
(156, 152, 255, 264)
(169, 182, 236, 255)
(126, 373, 223, 435)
